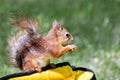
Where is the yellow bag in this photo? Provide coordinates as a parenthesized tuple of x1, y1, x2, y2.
(0, 62, 96, 80)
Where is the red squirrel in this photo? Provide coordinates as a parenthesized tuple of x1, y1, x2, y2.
(8, 18, 77, 71)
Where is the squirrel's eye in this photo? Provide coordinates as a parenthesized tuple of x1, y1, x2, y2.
(66, 33, 70, 38)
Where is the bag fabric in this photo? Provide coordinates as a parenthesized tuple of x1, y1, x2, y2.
(0, 62, 96, 80)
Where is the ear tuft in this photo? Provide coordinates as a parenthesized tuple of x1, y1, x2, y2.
(52, 20, 61, 29)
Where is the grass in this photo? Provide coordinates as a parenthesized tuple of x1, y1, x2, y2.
(0, 0, 120, 80)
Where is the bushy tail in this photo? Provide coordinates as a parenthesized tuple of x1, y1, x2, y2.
(10, 17, 38, 35)
(8, 17, 39, 69)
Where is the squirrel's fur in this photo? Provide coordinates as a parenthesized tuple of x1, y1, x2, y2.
(8, 17, 77, 71)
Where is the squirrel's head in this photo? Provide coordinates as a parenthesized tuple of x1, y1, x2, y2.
(52, 20, 73, 44)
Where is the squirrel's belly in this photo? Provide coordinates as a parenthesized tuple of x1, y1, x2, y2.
(36, 56, 50, 68)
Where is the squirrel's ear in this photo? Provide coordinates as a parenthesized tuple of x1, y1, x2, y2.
(52, 20, 61, 29)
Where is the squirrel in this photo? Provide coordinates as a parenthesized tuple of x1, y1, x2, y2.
(8, 17, 77, 72)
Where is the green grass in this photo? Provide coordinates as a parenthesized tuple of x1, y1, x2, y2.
(0, 0, 120, 79)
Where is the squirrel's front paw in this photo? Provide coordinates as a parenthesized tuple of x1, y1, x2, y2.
(68, 45, 77, 52)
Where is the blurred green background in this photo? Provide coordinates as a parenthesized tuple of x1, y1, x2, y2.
(0, 0, 120, 79)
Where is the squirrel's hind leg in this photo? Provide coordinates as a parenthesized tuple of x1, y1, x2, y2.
(22, 55, 41, 72)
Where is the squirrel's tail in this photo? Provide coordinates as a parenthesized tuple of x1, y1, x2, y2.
(8, 18, 38, 69)
(10, 17, 38, 35)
